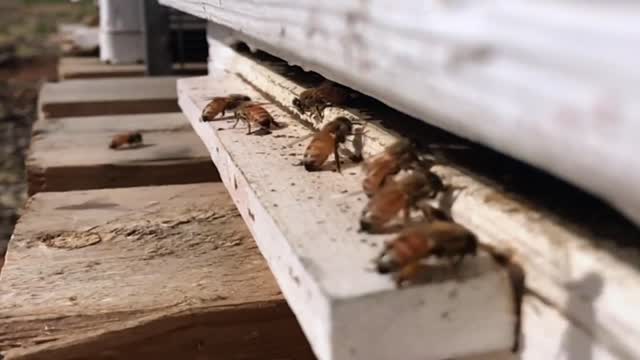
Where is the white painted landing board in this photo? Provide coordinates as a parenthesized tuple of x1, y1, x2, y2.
(177, 74, 516, 360)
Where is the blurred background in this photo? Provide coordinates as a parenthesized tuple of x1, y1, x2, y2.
(0, 0, 97, 244)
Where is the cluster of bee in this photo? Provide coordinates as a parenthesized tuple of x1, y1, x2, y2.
(199, 82, 358, 172)
(359, 140, 479, 286)
(200, 82, 479, 287)
(293, 86, 480, 286)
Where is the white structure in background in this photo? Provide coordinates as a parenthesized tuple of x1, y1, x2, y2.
(99, 0, 145, 64)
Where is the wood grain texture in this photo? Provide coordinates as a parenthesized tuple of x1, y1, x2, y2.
(27, 113, 219, 195)
(38, 77, 180, 119)
(0, 183, 314, 360)
(160, 0, 640, 230)
(177, 72, 516, 360)
(202, 37, 640, 360)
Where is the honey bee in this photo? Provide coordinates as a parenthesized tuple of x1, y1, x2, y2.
(302, 116, 353, 173)
(375, 220, 478, 286)
(233, 102, 281, 135)
(292, 81, 354, 119)
(201, 94, 251, 122)
(362, 139, 422, 197)
(109, 131, 142, 149)
(359, 170, 444, 233)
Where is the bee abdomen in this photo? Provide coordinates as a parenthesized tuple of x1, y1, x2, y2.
(359, 213, 380, 232)
(376, 251, 400, 274)
(201, 98, 226, 122)
(302, 135, 333, 171)
(247, 106, 274, 128)
(110, 132, 140, 149)
(376, 239, 417, 274)
(395, 234, 431, 263)
(321, 88, 349, 105)
(302, 152, 326, 171)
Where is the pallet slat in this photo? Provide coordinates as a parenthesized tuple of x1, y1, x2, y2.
(38, 77, 180, 119)
(0, 183, 313, 360)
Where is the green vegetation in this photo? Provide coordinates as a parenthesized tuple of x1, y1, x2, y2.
(0, 0, 97, 58)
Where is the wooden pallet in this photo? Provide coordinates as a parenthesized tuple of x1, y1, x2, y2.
(38, 77, 180, 119)
(27, 113, 218, 195)
(0, 183, 314, 360)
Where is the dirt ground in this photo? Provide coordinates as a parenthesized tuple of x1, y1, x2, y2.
(0, 0, 96, 246)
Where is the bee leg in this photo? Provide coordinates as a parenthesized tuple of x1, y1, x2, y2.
(232, 114, 241, 129)
(403, 204, 411, 225)
(334, 144, 342, 173)
(450, 255, 466, 279)
(454, 254, 467, 269)
(314, 105, 325, 120)
(394, 261, 420, 287)
(246, 121, 252, 135)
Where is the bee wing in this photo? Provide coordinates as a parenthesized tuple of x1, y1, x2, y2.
(329, 189, 365, 201)
(285, 132, 315, 147)
(427, 143, 470, 150)
(248, 102, 273, 107)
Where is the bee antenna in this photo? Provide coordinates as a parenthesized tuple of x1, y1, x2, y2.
(287, 87, 301, 98)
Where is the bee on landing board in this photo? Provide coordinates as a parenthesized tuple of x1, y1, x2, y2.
(362, 139, 424, 197)
(201, 94, 251, 122)
(359, 170, 445, 233)
(109, 131, 143, 149)
(302, 116, 354, 173)
(375, 220, 478, 286)
(292, 81, 355, 120)
(233, 102, 281, 135)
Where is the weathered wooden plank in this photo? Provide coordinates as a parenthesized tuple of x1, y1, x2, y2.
(160, 0, 640, 229)
(58, 57, 208, 80)
(0, 183, 314, 360)
(177, 71, 517, 359)
(38, 77, 180, 119)
(203, 37, 640, 360)
(27, 113, 219, 195)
